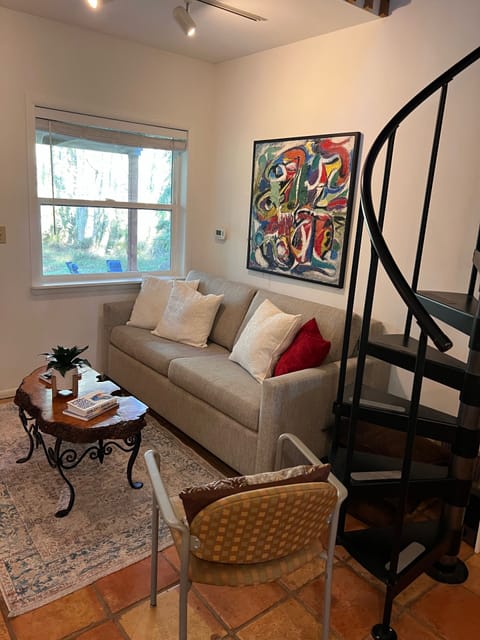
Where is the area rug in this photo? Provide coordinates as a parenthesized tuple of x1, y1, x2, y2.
(0, 402, 223, 617)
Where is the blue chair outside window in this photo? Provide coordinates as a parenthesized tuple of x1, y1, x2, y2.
(106, 260, 123, 272)
(66, 261, 80, 274)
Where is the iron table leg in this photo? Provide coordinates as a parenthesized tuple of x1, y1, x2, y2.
(50, 438, 76, 518)
(127, 433, 143, 489)
(17, 418, 144, 517)
(16, 407, 39, 463)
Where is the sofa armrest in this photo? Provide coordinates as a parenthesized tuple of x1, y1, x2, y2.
(254, 356, 390, 473)
(102, 300, 135, 372)
(103, 300, 135, 334)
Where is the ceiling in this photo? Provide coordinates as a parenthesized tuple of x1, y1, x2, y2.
(0, 0, 381, 63)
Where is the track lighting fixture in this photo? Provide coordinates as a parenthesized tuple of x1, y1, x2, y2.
(173, 3, 196, 37)
(196, 0, 266, 22)
(85, 0, 266, 36)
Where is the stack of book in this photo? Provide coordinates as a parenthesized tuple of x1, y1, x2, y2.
(63, 391, 118, 421)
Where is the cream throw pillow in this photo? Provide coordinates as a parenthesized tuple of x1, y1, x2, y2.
(229, 299, 302, 382)
(127, 278, 199, 329)
(152, 282, 224, 348)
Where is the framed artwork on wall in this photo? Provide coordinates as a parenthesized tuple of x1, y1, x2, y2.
(246, 132, 361, 288)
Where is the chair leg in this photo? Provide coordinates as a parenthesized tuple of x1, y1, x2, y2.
(322, 552, 334, 640)
(150, 498, 159, 607)
(178, 573, 190, 640)
(178, 543, 191, 640)
(322, 511, 339, 640)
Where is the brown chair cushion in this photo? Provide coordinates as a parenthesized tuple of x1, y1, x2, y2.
(179, 464, 331, 524)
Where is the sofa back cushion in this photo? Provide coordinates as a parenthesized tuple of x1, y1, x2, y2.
(186, 271, 257, 350)
(236, 289, 361, 363)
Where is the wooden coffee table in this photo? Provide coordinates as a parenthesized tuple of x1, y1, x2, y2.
(14, 366, 148, 517)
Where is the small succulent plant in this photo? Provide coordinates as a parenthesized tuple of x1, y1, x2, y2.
(42, 345, 91, 377)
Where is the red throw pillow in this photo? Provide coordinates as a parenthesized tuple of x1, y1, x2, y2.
(274, 318, 331, 376)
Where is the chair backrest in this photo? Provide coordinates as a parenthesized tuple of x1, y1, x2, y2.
(66, 261, 79, 274)
(106, 259, 123, 272)
(189, 482, 337, 564)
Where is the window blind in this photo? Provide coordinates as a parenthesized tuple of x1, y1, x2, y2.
(35, 106, 188, 152)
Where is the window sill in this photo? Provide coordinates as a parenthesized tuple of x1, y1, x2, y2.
(30, 277, 144, 296)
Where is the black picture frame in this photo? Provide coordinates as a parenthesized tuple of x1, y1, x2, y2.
(246, 132, 361, 288)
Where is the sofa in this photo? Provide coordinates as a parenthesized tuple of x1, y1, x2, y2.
(103, 270, 389, 475)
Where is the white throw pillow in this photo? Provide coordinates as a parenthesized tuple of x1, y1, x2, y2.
(229, 299, 302, 382)
(127, 278, 199, 329)
(152, 282, 224, 348)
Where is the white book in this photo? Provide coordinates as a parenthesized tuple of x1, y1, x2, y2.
(66, 391, 118, 416)
(63, 405, 117, 421)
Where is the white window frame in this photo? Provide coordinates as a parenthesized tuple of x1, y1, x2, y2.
(28, 106, 188, 290)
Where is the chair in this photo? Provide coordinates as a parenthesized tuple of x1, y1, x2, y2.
(65, 261, 80, 274)
(144, 433, 347, 640)
(106, 259, 123, 272)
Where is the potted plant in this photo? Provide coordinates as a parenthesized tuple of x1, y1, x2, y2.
(42, 345, 91, 395)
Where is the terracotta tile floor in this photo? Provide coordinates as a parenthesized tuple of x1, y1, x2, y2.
(1, 531, 478, 640)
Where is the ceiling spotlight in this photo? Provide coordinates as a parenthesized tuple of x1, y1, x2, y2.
(173, 3, 196, 37)
(85, 0, 114, 9)
(86, 0, 100, 8)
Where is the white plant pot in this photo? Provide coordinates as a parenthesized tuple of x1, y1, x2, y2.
(51, 367, 80, 396)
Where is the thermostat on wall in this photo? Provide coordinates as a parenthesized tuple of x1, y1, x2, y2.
(215, 228, 226, 241)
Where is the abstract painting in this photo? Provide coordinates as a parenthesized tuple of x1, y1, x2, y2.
(247, 132, 360, 287)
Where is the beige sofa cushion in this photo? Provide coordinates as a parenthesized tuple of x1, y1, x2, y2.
(127, 278, 199, 330)
(168, 354, 261, 431)
(186, 271, 256, 351)
(110, 326, 228, 376)
(152, 284, 224, 348)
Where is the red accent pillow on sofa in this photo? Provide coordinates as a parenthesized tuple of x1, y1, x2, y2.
(274, 318, 331, 376)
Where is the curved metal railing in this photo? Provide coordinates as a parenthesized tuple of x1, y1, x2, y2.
(360, 46, 480, 353)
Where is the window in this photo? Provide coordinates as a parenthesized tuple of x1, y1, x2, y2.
(32, 107, 187, 285)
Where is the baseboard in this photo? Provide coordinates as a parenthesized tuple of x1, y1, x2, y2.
(0, 389, 15, 400)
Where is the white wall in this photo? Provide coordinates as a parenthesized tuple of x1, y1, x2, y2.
(0, 8, 215, 395)
(196, 0, 480, 413)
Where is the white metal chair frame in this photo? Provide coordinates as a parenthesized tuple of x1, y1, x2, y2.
(144, 433, 347, 640)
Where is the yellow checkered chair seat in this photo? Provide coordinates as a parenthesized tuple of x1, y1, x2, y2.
(190, 483, 337, 563)
(145, 433, 347, 640)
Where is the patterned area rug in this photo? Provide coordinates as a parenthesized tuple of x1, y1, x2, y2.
(0, 402, 222, 617)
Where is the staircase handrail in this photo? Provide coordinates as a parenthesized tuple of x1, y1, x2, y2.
(361, 46, 480, 353)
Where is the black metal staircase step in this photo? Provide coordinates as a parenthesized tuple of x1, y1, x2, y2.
(339, 520, 450, 590)
(367, 334, 466, 390)
(331, 448, 459, 502)
(416, 291, 478, 335)
(335, 384, 458, 443)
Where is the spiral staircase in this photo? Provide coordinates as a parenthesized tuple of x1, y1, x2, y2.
(330, 46, 480, 640)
